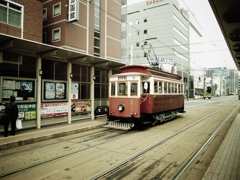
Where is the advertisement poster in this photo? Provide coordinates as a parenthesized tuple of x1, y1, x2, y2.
(2, 79, 15, 89)
(0, 103, 37, 121)
(56, 83, 65, 99)
(45, 82, 56, 99)
(41, 102, 68, 118)
(71, 101, 91, 115)
(21, 81, 33, 91)
(71, 83, 78, 99)
(18, 103, 37, 120)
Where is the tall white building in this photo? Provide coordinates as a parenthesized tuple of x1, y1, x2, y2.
(188, 11, 205, 98)
(126, 0, 205, 98)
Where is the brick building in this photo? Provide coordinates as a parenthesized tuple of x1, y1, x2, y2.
(0, 0, 124, 130)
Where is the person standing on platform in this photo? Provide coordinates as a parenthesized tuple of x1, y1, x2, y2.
(4, 95, 19, 137)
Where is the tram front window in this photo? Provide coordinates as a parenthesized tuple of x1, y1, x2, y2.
(118, 82, 127, 96)
(111, 82, 115, 96)
(131, 82, 138, 96)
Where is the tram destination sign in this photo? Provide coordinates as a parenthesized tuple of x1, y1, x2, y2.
(118, 76, 126, 81)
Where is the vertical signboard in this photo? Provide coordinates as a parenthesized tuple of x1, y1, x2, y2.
(68, 0, 79, 22)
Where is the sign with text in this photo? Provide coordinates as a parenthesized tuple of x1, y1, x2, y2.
(71, 101, 91, 115)
(18, 103, 37, 120)
(41, 102, 68, 119)
(68, 0, 79, 22)
(0, 103, 37, 121)
(118, 76, 126, 81)
(150, 58, 173, 63)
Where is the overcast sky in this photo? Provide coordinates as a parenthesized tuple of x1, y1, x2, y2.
(127, 0, 237, 69)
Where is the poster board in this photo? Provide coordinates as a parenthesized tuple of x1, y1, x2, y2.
(42, 80, 67, 102)
(71, 101, 91, 115)
(1, 78, 36, 102)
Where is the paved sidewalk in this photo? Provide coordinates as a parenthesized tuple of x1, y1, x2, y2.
(203, 114, 240, 180)
(0, 118, 107, 150)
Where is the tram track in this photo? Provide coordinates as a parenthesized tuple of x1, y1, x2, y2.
(1, 97, 238, 179)
(0, 129, 137, 179)
(91, 98, 240, 180)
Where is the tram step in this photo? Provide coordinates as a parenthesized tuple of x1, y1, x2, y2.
(103, 122, 135, 130)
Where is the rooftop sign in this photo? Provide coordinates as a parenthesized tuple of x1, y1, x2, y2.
(146, 0, 165, 5)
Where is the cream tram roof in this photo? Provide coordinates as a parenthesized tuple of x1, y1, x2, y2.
(111, 65, 181, 80)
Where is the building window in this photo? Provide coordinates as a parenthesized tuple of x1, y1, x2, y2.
(0, 0, 22, 27)
(144, 30, 147, 34)
(52, 28, 60, 42)
(94, 0, 101, 57)
(136, 42, 139, 47)
(42, 32, 47, 43)
(144, 18, 147, 23)
(43, 8, 47, 20)
(94, 69, 109, 99)
(94, 30, 100, 56)
(173, 14, 188, 31)
(173, 26, 188, 41)
(53, 3, 61, 17)
(173, 39, 188, 51)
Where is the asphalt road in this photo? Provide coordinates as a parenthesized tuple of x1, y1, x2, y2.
(0, 96, 239, 180)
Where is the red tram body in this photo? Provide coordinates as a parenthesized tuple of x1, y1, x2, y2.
(106, 65, 185, 130)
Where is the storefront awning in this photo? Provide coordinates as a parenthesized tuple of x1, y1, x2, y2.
(0, 33, 125, 69)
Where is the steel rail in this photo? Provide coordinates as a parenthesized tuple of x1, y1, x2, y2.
(91, 102, 236, 180)
(173, 103, 240, 179)
(0, 130, 135, 179)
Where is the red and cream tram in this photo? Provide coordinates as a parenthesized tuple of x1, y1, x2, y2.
(105, 65, 185, 130)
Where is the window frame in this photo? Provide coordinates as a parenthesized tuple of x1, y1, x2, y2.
(43, 8, 47, 21)
(52, 28, 61, 42)
(53, 2, 61, 17)
(0, 1, 23, 28)
(130, 82, 138, 96)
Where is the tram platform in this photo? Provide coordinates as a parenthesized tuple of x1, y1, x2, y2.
(203, 113, 240, 180)
(0, 117, 108, 151)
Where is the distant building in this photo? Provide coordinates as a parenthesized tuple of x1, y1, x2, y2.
(126, 0, 204, 98)
(188, 8, 205, 98)
(205, 67, 238, 96)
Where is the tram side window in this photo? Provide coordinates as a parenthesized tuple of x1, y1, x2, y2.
(111, 82, 115, 96)
(118, 82, 127, 96)
(131, 82, 138, 96)
(174, 84, 177, 93)
(154, 81, 158, 93)
(178, 84, 181, 93)
(164, 82, 167, 93)
(168, 83, 171, 93)
(159, 81, 162, 93)
(142, 82, 150, 93)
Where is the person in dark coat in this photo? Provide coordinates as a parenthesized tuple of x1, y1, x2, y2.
(4, 95, 19, 137)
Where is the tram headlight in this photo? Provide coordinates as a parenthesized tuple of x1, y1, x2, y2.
(133, 112, 137, 116)
(118, 104, 125, 112)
